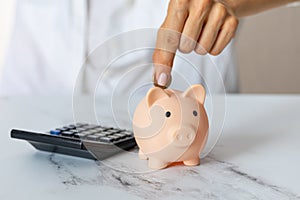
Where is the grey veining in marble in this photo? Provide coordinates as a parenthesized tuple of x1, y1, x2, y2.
(46, 152, 299, 200)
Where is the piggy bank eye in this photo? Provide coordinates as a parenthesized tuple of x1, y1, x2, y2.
(193, 110, 198, 117)
(165, 111, 171, 118)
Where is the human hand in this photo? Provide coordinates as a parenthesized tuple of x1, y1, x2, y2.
(153, 0, 239, 88)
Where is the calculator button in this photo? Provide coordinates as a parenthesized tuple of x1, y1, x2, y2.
(86, 135, 100, 141)
(74, 133, 88, 138)
(75, 128, 87, 132)
(114, 133, 126, 139)
(99, 137, 113, 143)
(76, 131, 86, 135)
(94, 133, 107, 137)
(110, 130, 121, 134)
(56, 127, 69, 132)
(94, 127, 106, 132)
(81, 130, 94, 135)
(61, 131, 74, 137)
(89, 130, 99, 134)
(66, 125, 76, 129)
(122, 131, 133, 136)
(103, 130, 112, 134)
(101, 130, 111, 135)
(108, 135, 120, 141)
(63, 126, 72, 130)
(50, 130, 61, 135)
(66, 129, 78, 134)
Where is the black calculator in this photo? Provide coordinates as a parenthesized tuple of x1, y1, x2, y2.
(10, 123, 137, 160)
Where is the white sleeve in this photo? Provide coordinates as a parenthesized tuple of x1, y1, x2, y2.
(287, 2, 300, 7)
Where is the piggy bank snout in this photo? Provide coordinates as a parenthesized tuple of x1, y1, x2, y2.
(169, 127, 196, 147)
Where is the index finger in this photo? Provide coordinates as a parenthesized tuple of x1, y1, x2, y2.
(152, 0, 189, 87)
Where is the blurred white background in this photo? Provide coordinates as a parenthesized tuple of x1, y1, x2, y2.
(0, 0, 15, 76)
(0, 1, 299, 93)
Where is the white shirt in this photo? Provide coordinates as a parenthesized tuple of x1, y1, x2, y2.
(0, 0, 238, 97)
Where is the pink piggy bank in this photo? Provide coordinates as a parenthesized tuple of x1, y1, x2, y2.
(133, 84, 209, 169)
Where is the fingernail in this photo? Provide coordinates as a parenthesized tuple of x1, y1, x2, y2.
(157, 73, 168, 86)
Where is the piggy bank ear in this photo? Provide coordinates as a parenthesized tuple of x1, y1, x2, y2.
(183, 84, 206, 104)
(146, 87, 170, 107)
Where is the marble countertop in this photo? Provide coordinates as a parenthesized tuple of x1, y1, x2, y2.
(0, 95, 299, 200)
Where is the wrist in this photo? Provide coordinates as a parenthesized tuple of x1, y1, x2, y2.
(216, 0, 300, 18)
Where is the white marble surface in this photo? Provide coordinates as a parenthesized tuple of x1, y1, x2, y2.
(0, 95, 300, 200)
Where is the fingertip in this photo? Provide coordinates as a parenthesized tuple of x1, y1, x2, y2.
(153, 64, 172, 88)
(210, 49, 221, 56)
(194, 44, 208, 55)
(157, 73, 168, 87)
(155, 74, 172, 89)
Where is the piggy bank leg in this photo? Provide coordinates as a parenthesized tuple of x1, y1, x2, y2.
(138, 149, 148, 160)
(183, 157, 200, 166)
(148, 157, 168, 169)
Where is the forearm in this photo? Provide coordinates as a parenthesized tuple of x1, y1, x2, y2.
(221, 0, 299, 17)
